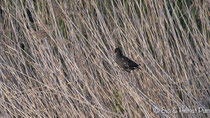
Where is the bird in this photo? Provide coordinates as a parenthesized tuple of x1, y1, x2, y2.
(113, 48, 140, 73)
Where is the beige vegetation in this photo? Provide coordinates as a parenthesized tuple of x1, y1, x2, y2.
(0, 0, 209, 117)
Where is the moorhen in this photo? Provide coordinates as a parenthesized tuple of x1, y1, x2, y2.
(114, 48, 139, 72)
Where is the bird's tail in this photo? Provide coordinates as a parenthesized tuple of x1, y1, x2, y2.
(136, 64, 141, 70)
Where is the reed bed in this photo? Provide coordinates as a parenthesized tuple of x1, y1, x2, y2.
(0, 0, 209, 117)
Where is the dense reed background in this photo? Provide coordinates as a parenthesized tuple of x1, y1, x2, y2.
(0, 0, 209, 117)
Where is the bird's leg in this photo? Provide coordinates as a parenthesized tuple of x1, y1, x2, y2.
(125, 69, 131, 73)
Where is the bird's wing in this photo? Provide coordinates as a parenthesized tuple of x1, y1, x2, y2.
(125, 57, 139, 67)
(119, 56, 130, 69)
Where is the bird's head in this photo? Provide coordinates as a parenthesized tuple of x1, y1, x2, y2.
(113, 48, 123, 56)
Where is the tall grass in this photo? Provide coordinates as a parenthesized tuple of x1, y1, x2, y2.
(0, 0, 209, 117)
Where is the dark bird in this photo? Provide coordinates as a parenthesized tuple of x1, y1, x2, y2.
(113, 48, 139, 72)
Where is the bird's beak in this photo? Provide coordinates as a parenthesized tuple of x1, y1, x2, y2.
(112, 49, 115, 54)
